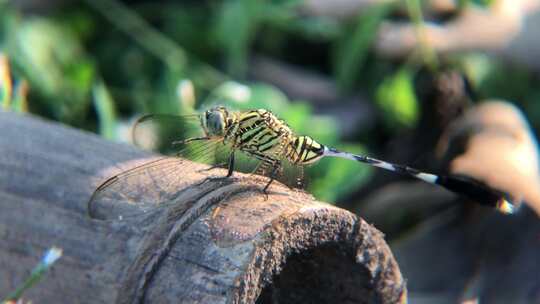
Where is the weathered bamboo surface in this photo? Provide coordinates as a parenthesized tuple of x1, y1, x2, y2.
(0, 111, 406, 303)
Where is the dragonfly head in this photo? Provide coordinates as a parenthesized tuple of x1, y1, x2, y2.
(202, 106, 231, 137)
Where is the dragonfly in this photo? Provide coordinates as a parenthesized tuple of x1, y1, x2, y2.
(87, 106, 515, 219)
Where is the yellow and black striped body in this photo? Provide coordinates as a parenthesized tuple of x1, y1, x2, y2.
(229, 109, 292, 164)
(287, 135, 325, 165)
(222, 109, 325, 167)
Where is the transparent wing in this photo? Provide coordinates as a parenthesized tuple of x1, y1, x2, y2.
(131, 113, 254, 171)
(280, 159, 306, 189)
(131, 113, 204, 154)
(275, 141, 306, 189)
(88, 138, 233, 220)
(250, 142, 306, 190)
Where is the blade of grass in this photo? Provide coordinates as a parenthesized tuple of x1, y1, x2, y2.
(11, 80, 29, 113)
(405, 0, 439, 71)
(83, 0, 227, 88)
(334, 3, 394, 91)
(84, 0, 186, 71)
(92, 81, 117, 140)
(215, 0, 262, 77)
(2, 247, 62, 303)
(0, 54, 12, 110)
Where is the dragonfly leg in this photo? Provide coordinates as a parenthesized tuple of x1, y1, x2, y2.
(226, 151, 235, 177)
(172, 136, 210, 146)
(262, 162, 281, 196)
(197, 163, 227, 173)
(286, 165, 304, 190)
(196, 151, 236, 177)
(297, 166, 304, 188)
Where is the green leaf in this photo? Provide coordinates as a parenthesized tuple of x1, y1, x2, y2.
(214, 0, 262, 76)
(334, 3, 393, 90)
(84, 0, 187, 72)
(208, 81, 290, 111)
(5, 17, 95, 122)
(375, 68, 419, 128)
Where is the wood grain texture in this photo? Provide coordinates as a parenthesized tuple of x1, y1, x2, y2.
(0, 111, 406, 303)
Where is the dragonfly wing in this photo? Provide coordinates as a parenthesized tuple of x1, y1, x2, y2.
(279, 159, 306, 189)
(88, 139, 229, 220)
(280, 142, 307, 189)
(132, 113, 204, 154)
(246, 142, 305, 189)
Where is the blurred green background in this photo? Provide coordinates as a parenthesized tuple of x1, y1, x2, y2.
(1, 0, 539, 205)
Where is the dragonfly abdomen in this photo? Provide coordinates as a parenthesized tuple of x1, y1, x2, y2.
(287, 136, 325, 165)
(234, 110, 326, 166)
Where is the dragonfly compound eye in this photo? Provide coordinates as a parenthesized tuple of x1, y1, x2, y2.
(206, 110, 226, 136)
